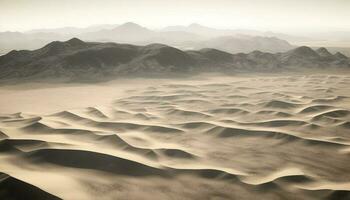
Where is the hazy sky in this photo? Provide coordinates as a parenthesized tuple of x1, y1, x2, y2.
(0, 0, 349, 33)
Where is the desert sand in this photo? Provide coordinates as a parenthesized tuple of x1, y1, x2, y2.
(1, 73, 350, 200)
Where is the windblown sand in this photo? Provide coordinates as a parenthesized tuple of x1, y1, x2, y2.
(1, 74, 350, 200)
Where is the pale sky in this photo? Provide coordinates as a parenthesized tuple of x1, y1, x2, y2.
(0, 0, 349, 33)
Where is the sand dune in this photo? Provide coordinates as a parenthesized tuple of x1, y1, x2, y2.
(1, 74, 350, 199)
(0, 173, 61, 200)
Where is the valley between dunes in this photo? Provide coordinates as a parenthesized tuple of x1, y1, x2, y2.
(1, 73, 350, 200)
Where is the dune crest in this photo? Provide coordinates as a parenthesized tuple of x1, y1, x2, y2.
(1, 74, 350, 199)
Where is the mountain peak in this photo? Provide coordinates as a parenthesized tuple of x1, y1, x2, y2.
(189, 23, 201, 27)
(189, 23, 207, 29)
(289, 46, 318, 57)
(334, 52, 348, 59)
(119, 22, 143, 28)
(316, 47, 328, 51)
(112, 22, 152, 34)
(316, 47, 332, 57)
(66, 38, 85, 46)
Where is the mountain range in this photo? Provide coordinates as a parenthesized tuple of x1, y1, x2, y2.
(3, 22, 350, 58)
(0, 38, 348, 82)
(0, 23, 295, 56)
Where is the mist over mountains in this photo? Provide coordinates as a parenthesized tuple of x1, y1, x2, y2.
(0, 38, 348, 82)
(1, 22, 349, 83)
(2, 1, 350, 199)
(2, 22, 350, 57)
(0, 22, 295, 55)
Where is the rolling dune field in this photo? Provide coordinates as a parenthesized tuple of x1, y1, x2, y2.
(1, 74, 350, 200)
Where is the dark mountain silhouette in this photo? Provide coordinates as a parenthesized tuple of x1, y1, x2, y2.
(316, 47, 333, 57)
(0, 31, 70, 55)
(334, 52, 348, 60)
(315, 47, 337, 61)
(286, 46, 320, 58)
(279, 46, 320, 67)
(0, 38, 349, 82)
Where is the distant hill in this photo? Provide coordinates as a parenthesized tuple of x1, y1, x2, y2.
(0, 31, 70, 54)
(162, 23, 235, 38)
(189, 35, 293, 53)
(79, 23, 294, 53)
(27, 24, 119, 35)
(81, 22, 154, 42)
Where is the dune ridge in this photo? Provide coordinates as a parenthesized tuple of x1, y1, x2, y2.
(1, 74, 350, 199)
